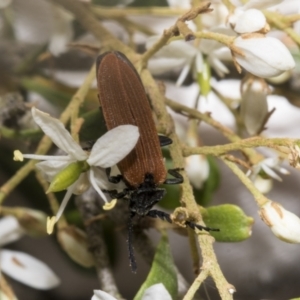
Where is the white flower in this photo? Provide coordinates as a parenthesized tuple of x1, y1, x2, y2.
(233, 34, 295, 78)
(0, 216, 60, 289)
(147, 28, 234, 85)
(146, 38, 203, 86)
(92, 283, 172, 300)
(247, 157, 289, 183)
(259, 201, 300, 243)
(240, 77, 269, 135)
(14, 107, 139, 228)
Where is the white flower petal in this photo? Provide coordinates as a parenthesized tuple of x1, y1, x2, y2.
(31, 107, 87, 160)
(259, 201, 300, 243)
(35, 160, 71, 182)
(92, 290, 117, 300)
(195, 52, 204, 73)
(147, 57, 187, 75)
(87, 125, 139, 168)
(208, 55, 229, 77)
(233, 9, 266, 33)
(48, 6, 73, 56)
(0, 249, 60, 289)
(142, 283, 172, 300)
(233, 36, 295, 78)
(0, 216, 24, 247)
(176, 62, 191, 86)
(261, 164, 282, 181)
(146, 37, 197, 59)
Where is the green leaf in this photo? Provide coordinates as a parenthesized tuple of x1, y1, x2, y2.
(133, 233, 177, 300)
(194, 156, 220, 206)
(200, 204, 254, 242)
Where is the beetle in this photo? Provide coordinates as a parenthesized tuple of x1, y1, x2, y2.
(96, 51, 217, 272)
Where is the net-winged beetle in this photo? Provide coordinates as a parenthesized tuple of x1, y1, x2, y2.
(96, 51, 217, 272)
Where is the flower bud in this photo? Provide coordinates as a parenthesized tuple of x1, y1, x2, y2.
(259, 201, 300, 243)
(233, 35, 295, 78)
(57, 226, 94, 267)
(185, 120, 209, 189)
(0, 216, 24, 246)
(253, 175, 273, 194)
(240, 77, 269, 135)
(1, 207, 47, 237)
(230, 9, 267, 34)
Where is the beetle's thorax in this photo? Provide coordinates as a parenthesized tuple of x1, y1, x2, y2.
(128, 173, 165, 216)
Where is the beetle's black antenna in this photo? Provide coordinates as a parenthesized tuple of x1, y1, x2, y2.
(127, 212, 137, 273)
(147, 209, 220, 232)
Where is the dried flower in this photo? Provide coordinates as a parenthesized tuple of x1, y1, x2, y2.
(240, 77, 269, 135)
(259, 201, 300, 243)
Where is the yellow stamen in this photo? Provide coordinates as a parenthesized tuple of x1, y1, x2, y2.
(47, 216, 57, 234)
(103, 199, 117, 210)
(13, 150, 24, 162)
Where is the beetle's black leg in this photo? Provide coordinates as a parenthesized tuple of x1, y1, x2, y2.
(102, 188, 129, 199)
(185, 220, 220, 232)
(127, 211, 137, 273)
(147, 209, 219, 232)
(106, 167, 123, 184)
(164, 168, 184, 185)
(147, 209, 172, 223)
(159, 135, 173, 147)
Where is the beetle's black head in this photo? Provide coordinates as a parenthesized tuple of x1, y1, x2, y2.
(128, 173, 166, 216)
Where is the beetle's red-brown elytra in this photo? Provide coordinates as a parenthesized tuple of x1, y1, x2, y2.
(96, 51, 167, 188)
